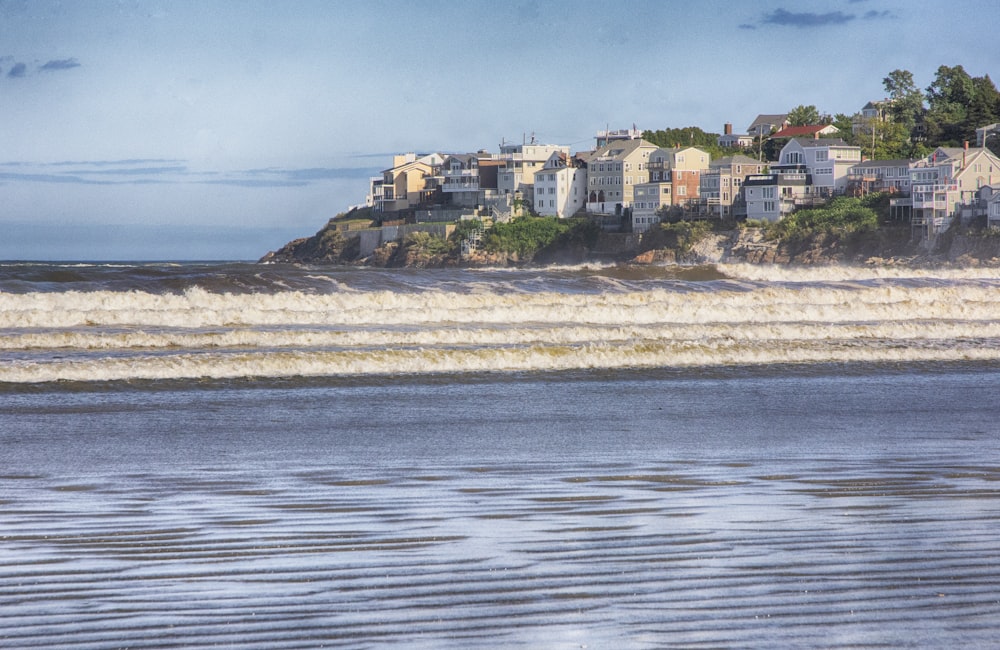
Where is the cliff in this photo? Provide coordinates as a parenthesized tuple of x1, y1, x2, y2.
(262, 217, 1000, 268)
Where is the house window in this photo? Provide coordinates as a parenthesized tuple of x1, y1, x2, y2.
(678, 186, 687, 196)
(764, 201, 776, 212)
(816, 151, 828, 162)
(762, 186, 775, 199)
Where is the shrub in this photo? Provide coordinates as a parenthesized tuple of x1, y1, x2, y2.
(766, 197, 879, 243)
(482, 216, 573, 258)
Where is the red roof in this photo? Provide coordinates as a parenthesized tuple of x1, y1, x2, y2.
(771, 125, 833, 138)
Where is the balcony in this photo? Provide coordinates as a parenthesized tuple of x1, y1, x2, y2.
(442, 179, 481, 193)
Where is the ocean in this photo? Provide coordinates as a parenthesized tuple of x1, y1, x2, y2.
(2, 261, 999, 648)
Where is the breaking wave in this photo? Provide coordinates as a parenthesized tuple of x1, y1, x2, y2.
(3, 263, 1000, 384)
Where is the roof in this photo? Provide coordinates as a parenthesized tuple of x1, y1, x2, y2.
(442, 153, 477, 165)
(854, 159, 918, 167)
(710, 154, 764, 168)
(771, 124, 838, 139)
(592, 138, 657, 161)
(749, 114, 788, 128)
(791, 137, 851, 148)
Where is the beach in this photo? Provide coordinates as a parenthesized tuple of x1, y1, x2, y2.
(2, 261, 1000, 647)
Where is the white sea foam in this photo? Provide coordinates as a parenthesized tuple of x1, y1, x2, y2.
(4, 269, 999, 383)
(719, 262, 1000, 283)
(2, 340, 998, 383)
(3, 282, 999, 329)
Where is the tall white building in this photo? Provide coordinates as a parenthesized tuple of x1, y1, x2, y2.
(533, 152, 588, 218)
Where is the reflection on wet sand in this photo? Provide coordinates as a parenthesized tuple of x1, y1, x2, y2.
(3, 460, 999, 648)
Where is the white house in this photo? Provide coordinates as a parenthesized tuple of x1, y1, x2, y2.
(774, 138, 862, 194)
(533, 152, 588, 218)
(717, 123, 754, 149)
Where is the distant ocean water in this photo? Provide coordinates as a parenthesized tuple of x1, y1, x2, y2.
(2, 261, 1000, 648)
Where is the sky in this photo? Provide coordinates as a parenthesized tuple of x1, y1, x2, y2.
(1, 0, 998, 261)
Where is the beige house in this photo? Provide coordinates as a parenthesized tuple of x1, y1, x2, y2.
(900, 145, 1000, 240)
(586, 138, 658, 214)
(497, 141, 570, 205)
(630, 147, 711, 232)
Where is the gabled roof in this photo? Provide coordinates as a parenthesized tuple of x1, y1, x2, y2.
(380, 158, 434, 175)
(442, 153, 478, 166)
(542, 151, 569, 169)
(771, 124, 838, 139)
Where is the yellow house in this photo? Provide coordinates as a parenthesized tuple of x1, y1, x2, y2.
(375, 153, 443, 213)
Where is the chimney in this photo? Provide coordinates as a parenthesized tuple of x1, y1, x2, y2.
(814, 131, 820, 139)
(724, 123, 733, 135)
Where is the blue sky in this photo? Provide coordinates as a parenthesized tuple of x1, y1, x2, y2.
(1, 0, 997, 260)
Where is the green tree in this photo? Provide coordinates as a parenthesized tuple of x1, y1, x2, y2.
(882, 69, 924, 132)
(924, 65, 975, 144)
(642, 127, 726, 158)
(787, 104, 821, 126)
(968, 74, 1000, 133)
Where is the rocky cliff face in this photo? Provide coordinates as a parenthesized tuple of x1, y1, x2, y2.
(262, 217, 1000, 268)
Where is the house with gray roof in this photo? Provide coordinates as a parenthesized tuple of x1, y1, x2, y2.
(747, 114, 789, 138)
